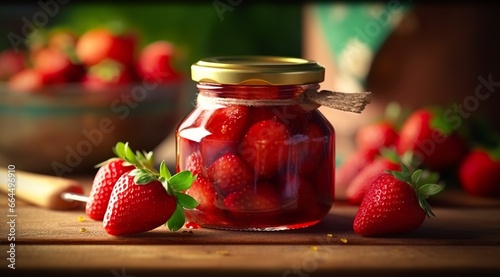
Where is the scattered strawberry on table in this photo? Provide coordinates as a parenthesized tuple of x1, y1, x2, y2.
(86, 142, 197, 236)
(0, 26, 183, 92)
(342, 101, 500, 236)
(85, 153, 138, 221)
(458, 147, 500, 198)
(353, 164, 444, 237)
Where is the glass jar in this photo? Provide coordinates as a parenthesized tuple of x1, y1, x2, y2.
(176, 56, 335, 231)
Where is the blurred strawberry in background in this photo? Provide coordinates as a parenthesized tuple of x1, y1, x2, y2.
(136, 40, 182, 83)
(0, 49, 26, 81)
(1, 24, 184, 93)
(75, 28, 137, 67)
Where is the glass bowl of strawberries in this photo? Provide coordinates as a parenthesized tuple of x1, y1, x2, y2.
(0, 27, 189, 175)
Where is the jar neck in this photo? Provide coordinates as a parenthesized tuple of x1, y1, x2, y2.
(196, 83, 320, 100)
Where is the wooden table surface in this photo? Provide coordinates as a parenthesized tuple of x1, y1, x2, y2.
(1, 176, 500, 277)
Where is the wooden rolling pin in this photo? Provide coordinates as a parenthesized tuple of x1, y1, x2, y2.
(0, 168, 87, 210)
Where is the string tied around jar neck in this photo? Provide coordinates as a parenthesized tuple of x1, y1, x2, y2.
(196, 89, 372, 114)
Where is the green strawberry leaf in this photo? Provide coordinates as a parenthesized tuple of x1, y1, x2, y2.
(411, 169, 422, 184)
(418, 183, 445, 197)
(123, 143, 138, 164)
(134, 172, 157, 185)
(174, 192, 199, 209)
(113, 141, 126, 159)
(388, 161, 445, 218)
(159, 161, 172, 179)
(169, 170, 196, 191)
(166, 203, 186, 231)
(418, 170, 441, 186)
(129, 168, 157, 185)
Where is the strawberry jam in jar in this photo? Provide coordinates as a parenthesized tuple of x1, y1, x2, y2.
(176, 56, 334, 231)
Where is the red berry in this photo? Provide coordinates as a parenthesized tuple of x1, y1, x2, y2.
(239, 119, 290, 178)
(82, 60, 133, 91)
(184, 151, 207, 179)
(346, 157, 400, 205)
(335, 148, 379, 196)
(103, 174, 177, 236)
(136, 40, 182, 83)
(356, 121, 399, 151)
(353, 165, 443, 237)
(280, 174, 318, 212)
(396, 108, 467, 171)
(207, 153, 254, 196)
(200, 106, 249, 166)
(76, 28, 136, 67)
(32, 47, 82, 83)
(0, 49, 26, 81)
(223, 182, 280, 212)
(85, 159, 135, 221)
(458, 148, 500, 198)
(186, 176, 218, 211)
(7, 69, 46, 92)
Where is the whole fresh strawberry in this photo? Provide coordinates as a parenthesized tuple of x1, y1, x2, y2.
(75, 28, 136, 67)
(335, 148, 379, 198)
(396, 107, 467, 171)
(0, 49, 26, 81)
(356, 121, 399, 152)
(239, 119, 290, 178)
(353, 164, 444, 237)
(32, 47, 84, 84)
(346, 148, 403, 205)
(458, 147, 500, 198)
(356, 102, 402, 151)
(82, 60, 133, 91)
(7, 68, 46, 92)
(102, 142, 197, 236)
(85, 144, 153, 221)
(136, 40, 182, 83)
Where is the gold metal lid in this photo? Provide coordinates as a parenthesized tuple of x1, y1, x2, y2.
(191, 56, 325, 85)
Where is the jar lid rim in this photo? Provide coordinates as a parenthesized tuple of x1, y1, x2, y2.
(191, 56, 325, 85)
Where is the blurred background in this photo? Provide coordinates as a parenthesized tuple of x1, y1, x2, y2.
(1, 2, 499, 177)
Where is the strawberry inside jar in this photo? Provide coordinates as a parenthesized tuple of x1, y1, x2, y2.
(176, 56, 335, 231)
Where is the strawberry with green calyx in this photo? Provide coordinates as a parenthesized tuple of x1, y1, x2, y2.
(102, 142, 198, 236)
(86, 142, 154, 221)
(353, 164, 444, 237)
(396, 106, 468, 171)
(82, 59, 133, 91)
